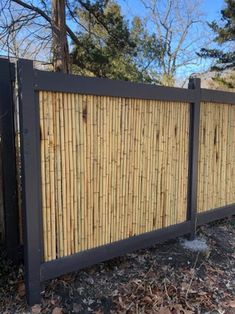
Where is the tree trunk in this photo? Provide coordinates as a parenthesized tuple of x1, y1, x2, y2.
(52, 0, 70, 73)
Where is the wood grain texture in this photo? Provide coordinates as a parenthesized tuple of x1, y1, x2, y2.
(39, 92, 189, 261)
(197, 102, 235, 213)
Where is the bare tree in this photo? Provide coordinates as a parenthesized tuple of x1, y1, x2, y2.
(0, 1, 51, 59)
(51, 0, 70, 72)
(0, 0, 80, 72)
(0, 0, 132, 72)
(140, 0, 210, 86)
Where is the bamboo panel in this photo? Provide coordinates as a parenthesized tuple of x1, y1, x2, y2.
(39, 92, 189, 262)
(197, 102, 235, 213)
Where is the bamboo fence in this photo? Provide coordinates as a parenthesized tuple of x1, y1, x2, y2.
(39, 92, 189, 262)
(197, 102, 235, 212)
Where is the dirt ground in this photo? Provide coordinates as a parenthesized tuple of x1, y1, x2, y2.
(0, 217, 234, 314)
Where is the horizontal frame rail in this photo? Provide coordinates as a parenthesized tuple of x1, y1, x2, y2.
(40, 221, 191, 281)
(197, 204, 235, 226)
(34, 71, 235, 105)
(40, 204, 235, 282)
(34, 69, 196, 102)
(201, 88, 235, 104)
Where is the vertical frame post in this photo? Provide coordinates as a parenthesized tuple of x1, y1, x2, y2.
(0, 58, 19, 258)
(18, 59, 42, 305)
(187, 78, 201, 240)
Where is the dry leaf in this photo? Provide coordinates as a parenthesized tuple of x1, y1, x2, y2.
(17, 281, 26, 298)
(31, 304, 41, 314)
(181, 282, 189, 291)
(172, 304, 194, 314)
(229, 299, 235, 308)
(142, 296, 153, 304)
(158, 306, 172, 314)
(117, 296, 125, 309)
(52, 307, 63, 314)
(198, 291, 207, 296)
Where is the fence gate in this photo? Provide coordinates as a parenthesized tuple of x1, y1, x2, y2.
(0, 57, 235, 306)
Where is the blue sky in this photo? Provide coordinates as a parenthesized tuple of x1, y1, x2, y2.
(115, 0, 226, 79)
(201, 0, 224, 20)
(118, 0, 224, 22)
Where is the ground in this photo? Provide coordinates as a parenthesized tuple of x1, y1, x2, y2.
(0, 218, 234, 314)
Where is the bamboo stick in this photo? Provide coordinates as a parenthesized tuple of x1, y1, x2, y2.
(100, 95, 105, 245)
(116, 97, 122, 241)
(68, 94, 75, 253)
(155, 102, 162, 229)
(80, 94, 86, 250)
(135, 100, 140, 235)
(48, 92, 56, 260)
(70, 94, 77, 253)
(119, 98, 125, 239)
(126, 99, 134, 237)
(103, 97, 108, 244)
(92, 96, 98, 247)
(55, 92, 64, 257)
(39, 92, 48, 261)
(174, 102, 180, 223)
(183, 102, 189, 221)
(44, 92, 52, 260)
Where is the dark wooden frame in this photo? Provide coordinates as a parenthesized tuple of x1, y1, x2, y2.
(0, 58, 19, 258)
(34, 69, 196, 102)
(15, 59, 235, 305)
(187, 78, 201, 239)
(18, 59, 43, 304)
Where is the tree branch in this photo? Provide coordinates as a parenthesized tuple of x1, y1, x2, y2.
(12, 0, 81, 47)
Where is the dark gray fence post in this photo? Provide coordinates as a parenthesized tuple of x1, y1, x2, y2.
(0, 58, 19, 258)
(187, 78, 201, 240)
(18, 59, 42, 305)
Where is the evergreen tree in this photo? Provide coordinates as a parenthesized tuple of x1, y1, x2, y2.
(199, 0, 235, 70)
(71, 1, 161, 82)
